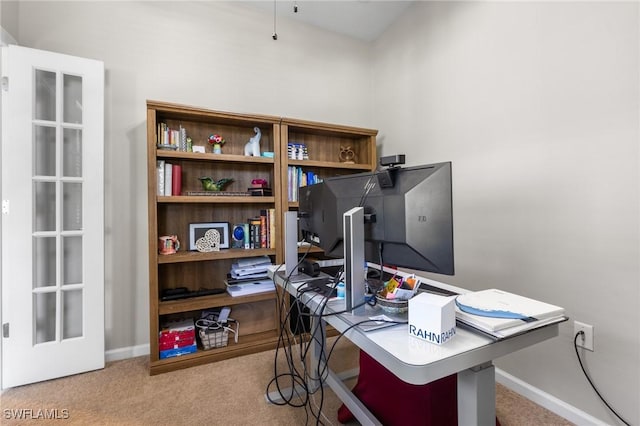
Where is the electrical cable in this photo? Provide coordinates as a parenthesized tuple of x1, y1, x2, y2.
(573, 331, 630, 426)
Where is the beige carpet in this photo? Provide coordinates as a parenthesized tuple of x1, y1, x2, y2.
(1, 338, 573, 425)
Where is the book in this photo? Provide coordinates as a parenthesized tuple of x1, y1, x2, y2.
(249, 217, 261, 249)
(242, 223, 250, 249)
(230, 270, 270, 280)
(455, 289, 565, 332)
(171, 164, 182, 196)
(260, 210, 268, 248)
(248, 187, 273, 196)
(268, 208, 276, 249)
(230, 263, 270, 276)
(234, 255, 272, 268)
(225, 279, 275, 297)
(164, 163, 173, 196)
(156, 160, 165, 196)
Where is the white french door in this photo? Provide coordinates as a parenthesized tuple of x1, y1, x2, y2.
(1, 45, 104, 388)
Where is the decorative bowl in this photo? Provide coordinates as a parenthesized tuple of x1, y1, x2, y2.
(375, 293, 409, 314)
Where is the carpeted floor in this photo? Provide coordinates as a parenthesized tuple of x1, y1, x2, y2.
(0, 338, 573, 425)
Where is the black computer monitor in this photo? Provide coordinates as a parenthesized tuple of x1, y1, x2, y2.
(298, 162, 454, 275)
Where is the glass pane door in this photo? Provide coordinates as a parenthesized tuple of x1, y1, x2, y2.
(32, 69, 85, 344)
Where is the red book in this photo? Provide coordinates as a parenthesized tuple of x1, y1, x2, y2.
(260, 210, 268, 248)
(171, 164, 182, 196)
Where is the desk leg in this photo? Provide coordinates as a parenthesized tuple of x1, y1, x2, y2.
(307, 315, 327, 392)
(457, 361, 495, 426)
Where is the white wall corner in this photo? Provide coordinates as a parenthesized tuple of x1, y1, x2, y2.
(0, 26, 17, 47)
(495, 368, 608, 426)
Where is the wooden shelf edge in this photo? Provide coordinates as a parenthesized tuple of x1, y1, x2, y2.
(158, 290, 277, 315)
(288, 159, 373, 171)
(281, 117, 378, 137)
(156, 150, 275, 164)
(158, 195, 276, 204)
(158, 248, 275, 264)
(147, 100, 281, 125)
(149, 332, 280, 375)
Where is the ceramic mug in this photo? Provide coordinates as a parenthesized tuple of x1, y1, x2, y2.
(159, 235, 180, 255)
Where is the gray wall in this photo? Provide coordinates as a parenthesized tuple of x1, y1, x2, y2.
(6, 1, 639, 424)
(373, 2, 639, 424)
(0, 1, 19, 44)
(13, 1, 374, 353)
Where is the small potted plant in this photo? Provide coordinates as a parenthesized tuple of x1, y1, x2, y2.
(208, 134, 226, 154)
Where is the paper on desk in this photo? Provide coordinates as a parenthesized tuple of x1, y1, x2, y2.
(368, 314, 396, 325)
(455, 289, 564, 332)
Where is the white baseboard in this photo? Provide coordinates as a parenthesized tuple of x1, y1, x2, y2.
(105, 344, 149, 363)
(495, 368, 607, 426)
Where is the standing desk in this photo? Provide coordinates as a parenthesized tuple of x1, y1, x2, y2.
(268, 266, 563, 426)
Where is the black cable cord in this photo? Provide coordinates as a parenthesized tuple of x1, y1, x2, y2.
(267, 241, 343, 426)
(573, 331, 630, 426)
(267, 247, 394, 424)
(267, 247, 315, 408)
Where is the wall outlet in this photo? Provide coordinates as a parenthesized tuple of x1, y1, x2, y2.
(574, 321, 594, 351)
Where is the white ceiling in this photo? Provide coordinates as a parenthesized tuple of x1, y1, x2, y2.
(244, 1, 415, 42)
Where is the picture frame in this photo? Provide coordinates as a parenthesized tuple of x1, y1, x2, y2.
(189, 222, 230, 250)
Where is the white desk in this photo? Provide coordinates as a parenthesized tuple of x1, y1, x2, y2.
(268, 265, 562, 425)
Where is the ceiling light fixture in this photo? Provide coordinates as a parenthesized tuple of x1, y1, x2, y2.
(272, 0, 278, 40)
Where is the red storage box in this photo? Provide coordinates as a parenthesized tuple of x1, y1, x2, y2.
(159, 319, 195, 352)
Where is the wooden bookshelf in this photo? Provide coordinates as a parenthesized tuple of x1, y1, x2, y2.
(147, 100, 376, 374)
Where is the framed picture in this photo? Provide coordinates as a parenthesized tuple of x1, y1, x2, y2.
(189, 222, 230, 250)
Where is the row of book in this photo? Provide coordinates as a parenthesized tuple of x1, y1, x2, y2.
(157, 122, 189, 151)
(232, 208, 277, 250)
(157, 161, 182, 196)
(288, 142, 309, 160)
(287, 166, 323, 202)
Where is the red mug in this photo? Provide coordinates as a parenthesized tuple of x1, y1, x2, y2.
(159, 235, 180, 255)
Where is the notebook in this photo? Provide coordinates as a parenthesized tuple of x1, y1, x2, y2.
(455, 289, 564, 332)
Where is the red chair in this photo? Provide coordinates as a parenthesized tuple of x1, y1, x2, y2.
(338, 350, 500, 426)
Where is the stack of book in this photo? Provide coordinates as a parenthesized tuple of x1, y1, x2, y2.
(454, 289, 566, 339)
(158, 318, 197, 359)
(156, 161, 182, 196)
(287, 166, 322, 202)
(225, 256, 275, 297)
(248, 187, 273, 196)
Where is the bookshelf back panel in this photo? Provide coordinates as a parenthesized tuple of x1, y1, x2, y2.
(157, 204, 275, 244)
(158, 260, 232, 291)
(288, 131, 373, 166)
(158, 118, 275, 155)
(229, 299, 278, 335)
(158, 160, 274, 194)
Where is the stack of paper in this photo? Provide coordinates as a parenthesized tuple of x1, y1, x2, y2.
(225, 279, 275, 297)
(229, 255, 272, 280)
(226, 256, 275, 297)
(455, 289, 566, 339)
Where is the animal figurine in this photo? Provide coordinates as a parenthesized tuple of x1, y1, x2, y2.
(244, 127, 261, 157)
(199, 177, 234, 192)
(339, 145, 356, 163)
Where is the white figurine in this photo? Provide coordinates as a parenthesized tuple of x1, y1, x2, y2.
(244, 127, 261, 157)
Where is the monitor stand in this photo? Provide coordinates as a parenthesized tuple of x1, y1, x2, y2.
(281, 211, 314, 283)
(343, 207, 366, 316)
(281, 209, 367, 308)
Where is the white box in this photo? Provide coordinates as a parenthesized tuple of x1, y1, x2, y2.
(408, 292, 456, 345)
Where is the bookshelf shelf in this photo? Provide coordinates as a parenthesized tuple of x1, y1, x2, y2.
(157, 195, 276, 204)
